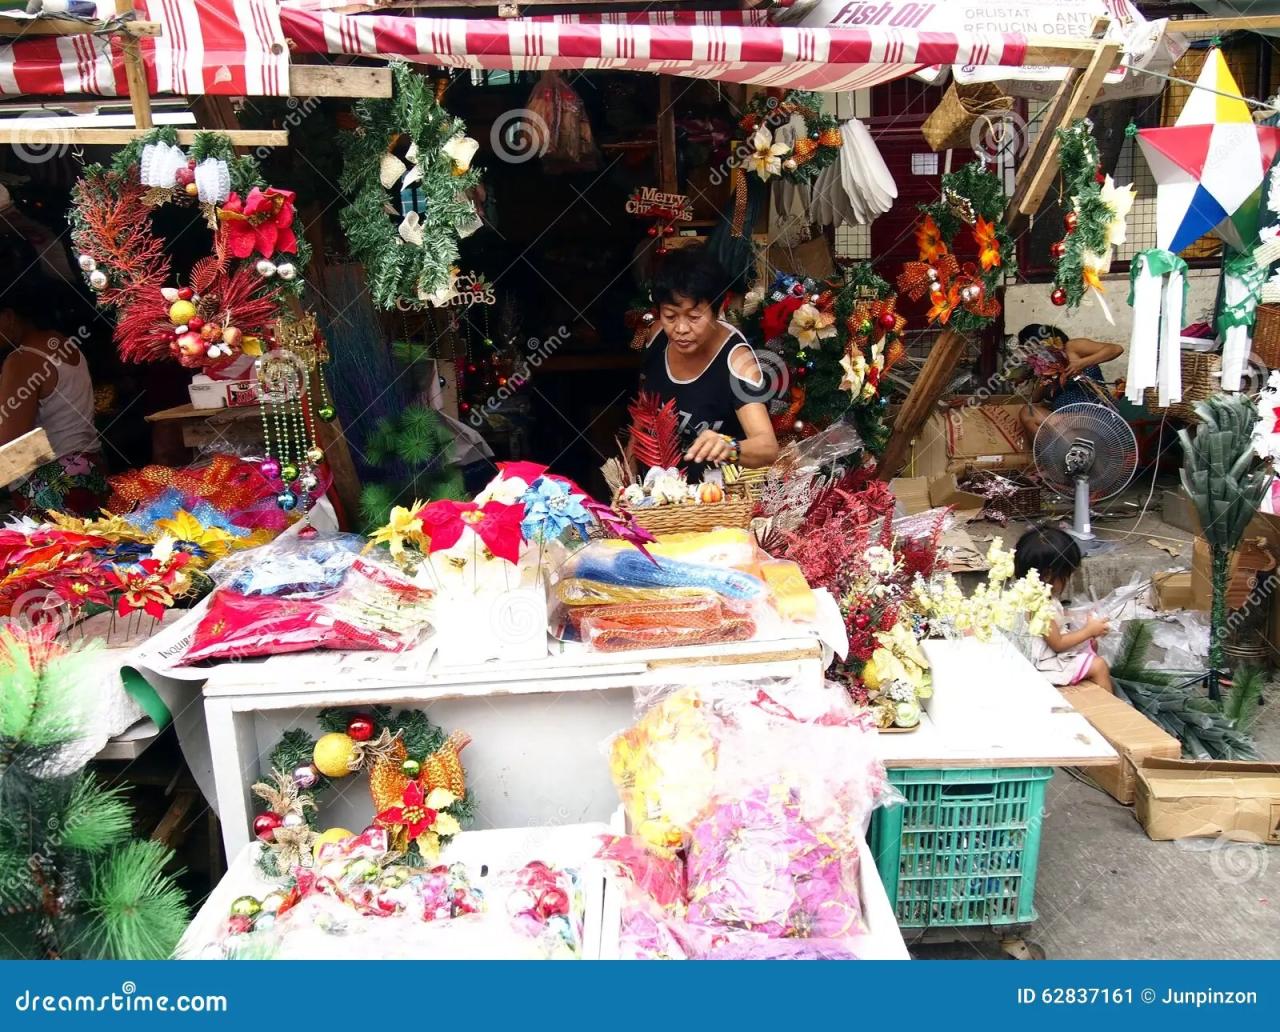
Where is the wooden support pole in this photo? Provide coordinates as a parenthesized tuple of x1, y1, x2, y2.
(1165, 15, 1280, 35)
(657, 75, 678, 195)
(880, 30, 1120, 481)
(0, 16, 161, 37)
(116, 1, 153, 131)
(288, 64, 392, 99)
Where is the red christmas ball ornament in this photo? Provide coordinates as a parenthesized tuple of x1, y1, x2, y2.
(795, 365, 808, 378)
(1063, 211, 1079, 233)
(1050, 287, 1068, 307)
(655, 245, 669, 257)
(177, 287, 194, 301)
(459, 401, 471, 413)
(663, 224, 676, 236)
(186, 316, 205, 332)
(1095, 167, 1106, 184)
(253, 812, 283, 842)
(1049, 240, 1067, 260)
(174, 166, 195, 187)
(878, 310, 897, 331)
(646, 225, 659, 238)
(853, 613, 870, 631)
(346, 715, 375, 742)
(790, 282, 807, 298)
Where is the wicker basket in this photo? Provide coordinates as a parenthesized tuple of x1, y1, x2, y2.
(1142, 351, 1220, 422)
(962, 470, 1042, 522)
(921, 82, 1013, 152)
(1253, 304, 1280, 368)
(615, 494, 756, 535)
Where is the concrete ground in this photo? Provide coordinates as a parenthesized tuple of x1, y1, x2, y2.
(913, 481, 1280, 960)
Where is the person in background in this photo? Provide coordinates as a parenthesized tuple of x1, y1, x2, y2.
(1014, 526, 1113, 692)
(0, 254, 107, 517)
(638, 247, 779, 479)
(1016, 323, 1124, 440)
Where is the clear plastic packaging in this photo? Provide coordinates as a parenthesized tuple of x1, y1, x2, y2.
(572, 594, 757, 652)
(206, 532, 366, 598)
(525, 71, 599, 172)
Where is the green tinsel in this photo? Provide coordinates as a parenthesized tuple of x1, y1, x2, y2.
(339, 60, 482, 310)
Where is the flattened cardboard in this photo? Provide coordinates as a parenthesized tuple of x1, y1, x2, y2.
(1134, 757, 1280, 843)
(1191, 536, 1275, 611)
(890, 476, 931, 516)
(1062, 683, 1181, 804)
(910, 396, 1031, 479)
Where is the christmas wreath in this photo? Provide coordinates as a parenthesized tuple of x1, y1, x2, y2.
(737, 89, 842, 184)
(69, 128, 310, 373)
(340, 61, 483, 310)
(252, 707, 474, 879)
(834, 263, 905, 456)
(897, 162, 1014, 334)
(1048, 118, 1135, 310)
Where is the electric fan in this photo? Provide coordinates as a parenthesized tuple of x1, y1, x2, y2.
(1032, 402, 1139, 542)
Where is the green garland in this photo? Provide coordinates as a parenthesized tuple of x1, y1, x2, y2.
(739, 90, 842, 184)
(833, 264, 894, 456)
(255, 707, 474, 880)
(340, 61, 483, 310)
(1051, 118, 1113, 307)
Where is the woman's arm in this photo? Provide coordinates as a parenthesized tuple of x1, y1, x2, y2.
(734, 401, 779, 467)
(0, 351, 47, 447)
(1065, 338, 1123, 375)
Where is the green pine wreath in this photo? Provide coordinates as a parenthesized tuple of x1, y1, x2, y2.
(340, 61, 483, 310)
(1051, 118, 1115, 308)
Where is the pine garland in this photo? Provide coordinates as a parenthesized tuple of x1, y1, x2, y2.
(1051, 118, 1113, 307)
(339, 60, 482, 310)
(738, 89, 842, 184)
(0, 630, 187, 959)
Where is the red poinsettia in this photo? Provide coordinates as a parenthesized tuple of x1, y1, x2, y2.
(109, 569, 175, 619)
(217, 187, 298, 259)
(497, 460, 550, 484)
(416, 500, 523, 563)
(761, 295, 805, 341)
(375, 780, 438, 841)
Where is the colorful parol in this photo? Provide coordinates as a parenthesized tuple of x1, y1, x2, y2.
(339, 60, 484, 310)
(68, 127, 309, 372)
(896, 162, 1014, 334)
(1049, 118, 1136, 315)
(737, 89, 842, 184)
(254, 707, 474, 879)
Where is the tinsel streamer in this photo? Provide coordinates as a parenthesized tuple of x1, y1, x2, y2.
(730, 167, 749, 238)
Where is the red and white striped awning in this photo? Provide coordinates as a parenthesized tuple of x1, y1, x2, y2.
(276, 8, 1030, 93)
(0, 0, 289, 97)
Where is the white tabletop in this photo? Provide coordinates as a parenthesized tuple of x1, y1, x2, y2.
(873, 638, 1118, 769)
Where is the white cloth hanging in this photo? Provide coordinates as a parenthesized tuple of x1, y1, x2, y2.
(1125, 249, 1187, 406)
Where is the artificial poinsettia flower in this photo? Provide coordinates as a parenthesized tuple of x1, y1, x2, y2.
(1081, 250, 1110, 293)
(974, 216, 1001, 271)
(110, 570, 174, 619)
(520, 476, 593, 544)
(375, 780, 439, 841)
(916, 215, 946, 263)
(153, 510, 237, 565)
(1098, 176, 1136, 248)
(746, 127, 790, 181)
(787, 303, 837, 347)
(927, 285, 957, 325)
(839, 352, 867, 395)
(442, 134, 480, 175)
(370, 502, 426, 558)
(417, 500, 523, 564)
(218, 187, 298, 259)
(760, 295, 805, 341)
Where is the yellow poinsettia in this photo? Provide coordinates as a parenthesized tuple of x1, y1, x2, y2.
(746, 126, 790, 181)
(1097, 175, 1135, 249)
(47, 510, 150, 542)
(369, 502, 426, 558)
(154, 510, 239, 563)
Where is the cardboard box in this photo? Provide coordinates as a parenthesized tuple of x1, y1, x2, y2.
(909, 396, 1031, 479)
(1151, 570, 1196, 612)
(1160, 489, 1200, 535)
(890, 474, 985, 517)
(1190, 536, 1275, 611)
(1135, 757, 1280, 842)
(1061, 683, 1182, 805)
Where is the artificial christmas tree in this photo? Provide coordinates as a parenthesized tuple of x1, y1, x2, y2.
(358, 404, 467, 532)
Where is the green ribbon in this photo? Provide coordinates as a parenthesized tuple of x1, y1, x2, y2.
(1127, 249, 1189, 324)
(120, 666, 172, 729)
(1217, 252, 1268, 333)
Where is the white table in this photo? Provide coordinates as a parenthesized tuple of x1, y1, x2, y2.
(204, 635, 826, 859)
(873, 638, 1119, 769)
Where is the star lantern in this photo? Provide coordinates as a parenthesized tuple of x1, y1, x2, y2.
(1137, 49, 1280, 253)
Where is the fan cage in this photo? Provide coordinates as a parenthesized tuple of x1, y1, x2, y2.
(1032, 402, 1139, 503)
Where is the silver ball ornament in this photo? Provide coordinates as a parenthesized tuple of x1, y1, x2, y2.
(77, 254, 96, 272)
(299, 472, 318, 491)
(88, 269, 108, 291)
(276, 262, 297, 281)
(281, 813, 306, 828)
(292, 763, 319, 789)
(256, 259, 277, 278)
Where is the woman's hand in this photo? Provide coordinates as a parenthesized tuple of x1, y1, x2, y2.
(684, 429, 733, 465)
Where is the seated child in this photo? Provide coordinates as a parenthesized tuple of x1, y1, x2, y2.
(1013, 526, 1113, 692)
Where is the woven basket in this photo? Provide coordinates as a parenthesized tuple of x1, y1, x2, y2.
(1143, 351, 1220, 422)
(1254, 304, 1280, 368)
(963, 470, 1042, 521)
(615, 495, 756, 535)
(921, 82, 1013, 152)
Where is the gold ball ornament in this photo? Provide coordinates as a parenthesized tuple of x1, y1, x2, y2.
(312, 732, 358, 777)
(305, 446, 324, 465)
(168, 300, 198, 326)
(184, 182, 199, 197)
(311, 827, 355, 859)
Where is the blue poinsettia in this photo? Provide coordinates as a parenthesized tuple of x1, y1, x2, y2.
(520, 476, 593, 544)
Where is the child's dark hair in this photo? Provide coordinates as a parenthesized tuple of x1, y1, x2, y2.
(651, 247, 728, 309)
(1013, 526, 1082, 584)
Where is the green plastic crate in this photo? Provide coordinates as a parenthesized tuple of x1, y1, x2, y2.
(869, 767, 1053, 928)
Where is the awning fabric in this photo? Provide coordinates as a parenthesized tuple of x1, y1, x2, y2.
(0, 0, 289, 97)
(276, 8, 1031, 93)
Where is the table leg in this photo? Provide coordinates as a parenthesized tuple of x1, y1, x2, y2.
(205, 696, 255, 860)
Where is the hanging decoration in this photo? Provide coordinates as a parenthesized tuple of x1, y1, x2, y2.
(1123, 250, 1188, 408)
(896, 162, 1013, 334)
(1049, 118, 1135, 318)
(736, 90, 842, 184)
(1136, 48, 1280, 254)
(69, 128, 309, 373)
(254, 708, 474, 879)
(626, 187, 693, 257)
(340, 60, 483, 311)
(1217, 253, 1269, 391)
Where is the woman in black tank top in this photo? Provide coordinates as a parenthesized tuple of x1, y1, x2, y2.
(637, 249, 779, 479)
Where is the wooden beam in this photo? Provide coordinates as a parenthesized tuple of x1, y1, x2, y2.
(1003, 72, 1081, 226)
(0, 428, 54, 487)
(657, 75, 678, 195)
(877, 330, 966, 481)
(1167, 15, 1280, 35)
(0, 126, 288, 146)
(288, 63, 392, 99)
(115, 0, 153, 130)
(0, 16, 161, 38)
(1016, 36, 1113, 70)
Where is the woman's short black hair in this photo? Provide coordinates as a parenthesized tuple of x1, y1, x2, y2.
(0, 235, 90, 331)
(651, 247, 728, 309)
(1013, 525, 1082, 583)
(1018, 323, 1068, 350)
